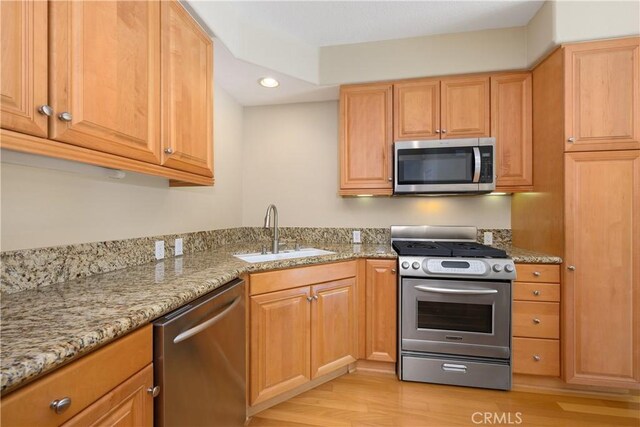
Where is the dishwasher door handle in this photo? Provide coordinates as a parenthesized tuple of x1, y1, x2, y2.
(173, 296, 241, 344)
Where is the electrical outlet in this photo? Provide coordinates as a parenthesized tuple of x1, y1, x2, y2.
(353, 230, 361, 244)
(175, 238, 183, 256)
(155, 240, 165, 260)
(483, 232, 493, 246)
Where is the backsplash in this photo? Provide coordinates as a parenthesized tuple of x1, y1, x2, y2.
(1, 227, 510, 294)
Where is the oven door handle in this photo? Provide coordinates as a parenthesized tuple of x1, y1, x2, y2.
(472, 146, 481, 183)
(414, 285, 498, 295)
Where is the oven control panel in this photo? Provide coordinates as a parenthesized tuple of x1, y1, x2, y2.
(398, 256, 516, 280)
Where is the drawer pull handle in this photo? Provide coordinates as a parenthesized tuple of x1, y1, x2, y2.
(50, 397, 71, 414)
(147, 386, 160, 397)
(442, 363, 467, 373)
(533, 318, 541, 324)
(533, 271, 541, 277)
(533, 290, 540, 296)
(533, 355, 541, 362)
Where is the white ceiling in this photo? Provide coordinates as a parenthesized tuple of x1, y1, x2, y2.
(222, 1, 544, 47)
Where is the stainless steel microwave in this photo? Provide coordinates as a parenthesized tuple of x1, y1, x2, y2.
(394, 138, 495, 195)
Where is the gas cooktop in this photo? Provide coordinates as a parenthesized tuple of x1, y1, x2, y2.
(392, 240, 508, 258)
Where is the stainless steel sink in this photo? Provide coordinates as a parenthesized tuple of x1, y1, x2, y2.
(234, 248, 334, 263)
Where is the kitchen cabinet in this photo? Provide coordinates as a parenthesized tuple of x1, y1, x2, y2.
(491, 73, 533, 191)
(339, 84, 393, 196)
(0, 0, 213, 186)
(364, 259, 397, 363)
(160, 0, 214, 177)
(393, 79, 440, 140)
(564, 150, 639, 388)
(440, 76, 490, 138)
(0, 0, 48, 138)
(564, 38, 640, 152)
(0, 326, 154, 427)
(249, 262, 358, 406)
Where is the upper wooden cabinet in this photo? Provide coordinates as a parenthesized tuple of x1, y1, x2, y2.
(160, 0, 213, 177)
(441, 76, 491, 138)
(565, 38, 640, 152)
(0, 0, 48, 138)
(339, 84, 393, 196)
(48, 0, 161, 164)
(491, 73, 533, 190)
(394, 79, 440, 140)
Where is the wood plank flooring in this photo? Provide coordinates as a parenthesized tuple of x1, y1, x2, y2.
(248, 371, 640, 427)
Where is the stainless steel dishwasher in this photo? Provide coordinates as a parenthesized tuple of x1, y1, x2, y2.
(153, 278, 246, 427)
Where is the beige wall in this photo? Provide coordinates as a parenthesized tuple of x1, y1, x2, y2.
(0, 84, 244, 251)
(241, 101, 511, 229)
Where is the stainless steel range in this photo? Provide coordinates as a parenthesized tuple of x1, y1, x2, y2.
(392, 225, 516, 391)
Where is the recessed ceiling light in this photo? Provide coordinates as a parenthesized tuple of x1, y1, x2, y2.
(258, 77, 279, 88)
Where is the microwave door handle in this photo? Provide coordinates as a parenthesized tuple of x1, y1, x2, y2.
(414, 285, 498, 295)
(472, 146, 481, 183)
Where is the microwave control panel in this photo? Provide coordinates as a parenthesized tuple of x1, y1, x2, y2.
(479, 146, 493, 183)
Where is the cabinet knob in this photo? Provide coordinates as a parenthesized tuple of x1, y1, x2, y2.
(391, 269, 396, 273)
(164, 148, 174, 155)
(38, 105, 53, 117)
(441, 129, 447, 134)
(567, 265, 576, 271)
(532, 355, 541, 362)
(313, 295, 318, 300)
(533, 290, 540, 296)
(147, 386, 160, 397)
(306, 296, 313, 302)
(532, 318, 541, 324)
(532, 271, 541, 277)
(567, 137, 575, 143)
(50, 397, 72, 414)
(435, 129, 441, 134)
(388, 177, 392, 181)
(58, 112, 72, 122)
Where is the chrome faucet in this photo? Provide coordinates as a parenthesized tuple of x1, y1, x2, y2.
(263, 204, 279, 254)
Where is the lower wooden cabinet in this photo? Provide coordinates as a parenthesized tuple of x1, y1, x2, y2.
(513, 337, 560, 377)
(364, 259, 397, 363)
(248, 262, 358, 406)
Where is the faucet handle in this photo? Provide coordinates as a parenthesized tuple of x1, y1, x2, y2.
(261, 245, 268, 255)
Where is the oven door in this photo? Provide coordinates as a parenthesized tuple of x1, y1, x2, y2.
(401, 277, 510, 359)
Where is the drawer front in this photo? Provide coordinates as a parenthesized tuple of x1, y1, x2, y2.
(1, 325, 152, 427)
(513, 282, 560, 302)
(513, 337, 560, 376)
(515, 264, 560, 283)
(250, 260, 357, 296)
(513, 301, 559, 339)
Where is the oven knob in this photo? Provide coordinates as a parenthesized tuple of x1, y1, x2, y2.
(412, 262, 420, 270)
(504, 264, 514, 273)
(401, 261, 410, 269)
(492, 264, 503, 272)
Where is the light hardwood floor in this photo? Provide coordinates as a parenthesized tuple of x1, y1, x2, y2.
(248, 371, 640, 427)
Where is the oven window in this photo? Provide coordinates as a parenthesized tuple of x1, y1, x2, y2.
(397, 147, 474, 184)
(417, 301, 492, 333)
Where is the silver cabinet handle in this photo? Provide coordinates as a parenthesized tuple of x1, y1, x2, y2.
(414, 285, 498, 295)
(391, 269, 396, 273)
(533, 355, 541, 362)
(441, 129, 447, 134)
(435, 129, 441, 134)
(568, 137, 575, 143)
(58, 112, 72, 122)
(313, 295, 318, 300)
(306, 296, 313, 302)
(533, 271, 541, 277)
(164, 148, 174, 154)
(50, 397, 71, 414)
(533, 290, 540, 296)
(147, 386, 160, 397)
(38, 105, 53, 116)
(567, 265, 576, 271)
(173, 296, 241, 344)
(442, 363, 467, 373)
(388, 177, 392, 181)
(533, 318, 541, 324)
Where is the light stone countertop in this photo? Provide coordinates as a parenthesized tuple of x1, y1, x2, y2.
(0, 241, 560, 394)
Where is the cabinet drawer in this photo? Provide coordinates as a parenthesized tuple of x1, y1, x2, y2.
(250, 261, 357, 296)
(513, 301, 559, 339)
(513, 282, 560, 302)
(513, 338, 560, 376)
(515, 264, 560, 283)
(1, 325, 152, 427)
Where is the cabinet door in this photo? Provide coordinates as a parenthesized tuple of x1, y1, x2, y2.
(564, 150, 640, 388)
(62, 365, 153, 427)
(441, 76, 490, 138)
(565, 38, 640, 151)
(491, 73, 533, 190)
(0, 0, 48, 137)
(394, 79, 440, 141)
(250, 287, 311, 405)
(311, 278, 357, 378)
(365, 259, 397, 362)
(339, 84, 393, 195)
(160, 0, 213, 177)
(49, 0, 160, 163)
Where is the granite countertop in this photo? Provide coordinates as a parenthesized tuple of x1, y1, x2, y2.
(0, 241, 560, 395)
(505, 246, 563, 264)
